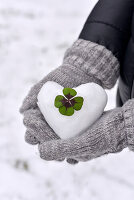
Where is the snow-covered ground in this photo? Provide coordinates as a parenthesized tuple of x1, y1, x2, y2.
(0, 0, 134, 199)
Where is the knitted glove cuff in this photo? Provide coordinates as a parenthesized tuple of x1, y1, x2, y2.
(123, 99, 134, 151)
(63, 39, 120, 89)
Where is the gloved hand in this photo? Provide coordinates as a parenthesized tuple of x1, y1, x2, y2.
(20, 39, 119, 164)
(38, 99, 134, 162)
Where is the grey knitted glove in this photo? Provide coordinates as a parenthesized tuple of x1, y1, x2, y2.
(20, 39, 119, 164)
(38, 99, 134, 162)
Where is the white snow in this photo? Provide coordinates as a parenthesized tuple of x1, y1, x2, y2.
(1, 0, 134, 199)
(38, 81, 107, 139)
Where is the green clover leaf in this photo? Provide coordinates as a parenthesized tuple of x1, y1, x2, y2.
(54, 88, 84, 116)
(59, 106, 74, 116)
(63, 88, 77, 99)
(54, 95, 64, 108)
(73, 97, 84, 111)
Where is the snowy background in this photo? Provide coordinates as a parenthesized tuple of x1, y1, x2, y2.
(1, 0, 134, 199)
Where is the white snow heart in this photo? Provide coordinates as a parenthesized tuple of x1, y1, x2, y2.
(37, 81, 107, 139)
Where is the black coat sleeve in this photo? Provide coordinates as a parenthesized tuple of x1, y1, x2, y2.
(117, 12, 134, 106)
(79, 0, 134, 64)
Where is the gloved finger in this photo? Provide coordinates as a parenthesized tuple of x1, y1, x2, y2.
(66, 158, 79, 165)
(38, 130, 101, 161)
(25, 128, 38, 145)
(23, 108, 59, 144)
(25, 129, 65, 162)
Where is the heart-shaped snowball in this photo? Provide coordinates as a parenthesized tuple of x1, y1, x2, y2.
(37, 81, 107, 139)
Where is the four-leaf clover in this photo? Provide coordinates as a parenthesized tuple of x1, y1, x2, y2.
(54, 88, 84, 116)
